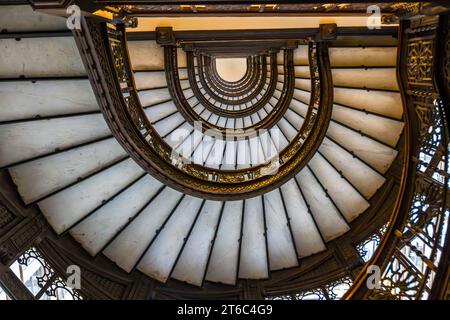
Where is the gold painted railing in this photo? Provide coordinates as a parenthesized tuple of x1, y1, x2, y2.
(73, 17, 334, 200)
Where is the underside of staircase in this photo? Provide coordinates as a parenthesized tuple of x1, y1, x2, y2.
(0, 2, 448, 301)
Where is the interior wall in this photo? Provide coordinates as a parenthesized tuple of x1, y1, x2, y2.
(215, 58, 247, 82)
(130, 16, 389, 32)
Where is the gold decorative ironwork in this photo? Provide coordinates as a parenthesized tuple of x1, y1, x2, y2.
(407, 37, 434, 87)
(94, 18, 333, 199)
(344, 17, 449, 300)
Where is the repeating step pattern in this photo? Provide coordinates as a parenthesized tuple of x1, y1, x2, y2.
(0, 5, 404, 287)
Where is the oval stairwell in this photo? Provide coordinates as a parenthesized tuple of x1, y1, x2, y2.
(0, 4, 407, 294)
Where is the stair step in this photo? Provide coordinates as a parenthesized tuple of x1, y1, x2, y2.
(38, 158, 144, 235)
(330, 47, 397, 67)
(205, 200, 243, 285)
(332, 104, 404, 147)
(171, 200, 223, 286)
(0, 37, 85, 78)
(9, 138, 127, 204)
(308, 152, 370, 221)
(138, 196, 204, 283)
(333, 87, 403, 120)
(239, 196, 268, 279)
(280, 180, 326, 258)
(0, 114, 111, 167)
(103, 187, 183, 272)
(264, 189, 298, 270)
(0, 5, 67, 32)
(71, 174, 163, 256)
(327, 121, 398, 174)
(0, 79, 97, 122)
(332, 68, 399, 91)
(135, 69, 188, 90)
(319, 137, 385, 198)
(296, 167, 350, 242)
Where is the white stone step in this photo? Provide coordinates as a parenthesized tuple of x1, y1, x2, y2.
(290, 98, 309, 117)
(293, 88, 311, 105)
(137, 195, 204, 283)
(264, 189, 298, 270)
(138, 88, 173, 107)
(248, 135, 266, 165)
(171, 200, 223, 286)
(103, 187, 183, 272)
(285, 108, 305, 129)
(221, 140, 237, 170)
(308, 152, 370, 222)
(128, 41, 186, 71)
(134, 69, 188, 90)
(259, 131, 279, 162)
(330, 47, 397, 67)
(70, 174, 163, 256)
(294, 45, 309, 65)
(0, 114, 111, 167)
(332, 105, 404, 147)
(192, 133, 214, 165)
(144, 100, 177, 123)
(205, 138, 225, 169)
(153, 112, 185, 137)
(296, 167, 350, 242)
(294, 66, 310, 78)
(0, 5, 67, 32)
(295, 78, 311, 91)
(0, 37, 85, 78)
(0, 80, 97, 122)
(239, 196, 268, 279)
(332, 68, 399, 91)
(277, 117, 298, 141)
(319, 137, 385, 198)
(236, 138, 251, 169)
(38, 158, 144, 235)
(327, 121, 398, 174)
(270, 125, 288, 150)
(205, 200, 243, 285)
(334, 88, 403, 120)
(9, 138, 127, 204)
(280, 179, 326, 258)
(164, 122, 192, 150)
(128, 41, 165, 71)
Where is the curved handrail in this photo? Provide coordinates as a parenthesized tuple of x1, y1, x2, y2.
(344, 16, 450, 300)
(201, 56, 262, 98)
(165, 45, 293, 136)
(186, 52, 277, 118)
(75, 18, 333, 200)
(192, 54, 269, 106)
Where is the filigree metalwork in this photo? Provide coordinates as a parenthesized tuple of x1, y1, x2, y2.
(407, 36, 435, 88)
(12, 247, 84, 300)
(345, 17, 450, 301)
(16, 247, 54, 289)
(265, 277, 352, 300)
(357, 224, 388, 262)
(76, 17, 333, 200)
(44, 277, 83, 300)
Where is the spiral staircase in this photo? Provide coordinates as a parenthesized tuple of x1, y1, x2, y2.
(0, 2, 448, 300)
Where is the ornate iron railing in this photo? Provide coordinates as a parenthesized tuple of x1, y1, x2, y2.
(344, 14, 450, 300)
(73, 17, 334, 200)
